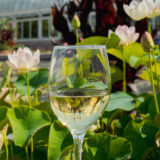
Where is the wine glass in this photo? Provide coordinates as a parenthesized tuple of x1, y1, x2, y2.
(48, 45, 111, 160)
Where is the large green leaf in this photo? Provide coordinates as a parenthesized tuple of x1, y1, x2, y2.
(124, 43, 147, 61)
(110, 65, 123, 84)
(0, 66, 12, 90)
(33, 101, 57, 122)
(124, 119, 158, 160)
(33, 125, 50, 144)
(148, 93, 160, 120)
(7, 106, 51, 147)
(107, 42, 149, 68)
(122, 43, 149, 68)
(78, 36, 107, 63)
(106, 92, 136, 111)
(107, 48, 123, 60)
(48, 121, 73, 160)
(0, 106, 8, 130)
(84, 133, 132, 160)
(15, 68, 49, 95)
(140, 62, 160, 86)
(106, 33, 120, 49)
(79, 36, 107, 45)
(62, 57, 78, 77)
(136, 93, 153, 115)
(79, 81, 108, 90)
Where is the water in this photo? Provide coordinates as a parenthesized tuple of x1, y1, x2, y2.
(49, 89, 110, 134)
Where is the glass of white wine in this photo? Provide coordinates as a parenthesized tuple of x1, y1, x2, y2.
(48, 45, 111, 160)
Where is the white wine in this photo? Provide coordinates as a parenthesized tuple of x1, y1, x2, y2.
(49, 89, 110, 134)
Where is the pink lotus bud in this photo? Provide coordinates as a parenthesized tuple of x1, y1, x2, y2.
(141, 32, 154, 52)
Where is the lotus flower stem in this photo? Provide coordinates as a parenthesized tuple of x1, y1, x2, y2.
(147, 18, 151, 34)
(10, 142, 13, 160)
(122, 48, 127, 93)
(148, 49, 159, 114)
(1, 131, 9, 160)
(25, 73, 34, 159)
(26, 73, 32, 108)
(152, 50, 160, 91)
(76, 29, 79, 44)
(146, 18, 159, 113)
(7, 81, 14, 108)
(25, 147, 29, 160)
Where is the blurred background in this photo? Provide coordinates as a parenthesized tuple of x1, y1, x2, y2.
(0, 0, 160, 53)
(0, 0, 160, 91)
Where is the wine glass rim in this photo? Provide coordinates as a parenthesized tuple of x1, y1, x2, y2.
(53, 45, 106, 50)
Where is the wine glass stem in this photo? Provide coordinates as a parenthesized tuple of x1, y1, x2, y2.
(72, 132, 85, 160)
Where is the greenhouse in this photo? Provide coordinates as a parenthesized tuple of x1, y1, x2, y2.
(0, 0, 61, 48)
(1, 0, 160, 160)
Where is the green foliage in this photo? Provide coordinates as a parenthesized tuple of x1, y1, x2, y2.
(106, 92, 136, 111)
(0, 65, 12, 90)
(15, 68, 49, 95)
(84, 133, 132, 160)
(1, 29, 160, 159)
(7, 106, 51, 147)
(107, 38, 150, 68)
(106, 33, 120, 49)
(79, 81, 108, 90)
(0, 106, 8, 130)
(148, 93, 160, 120)
(124, 119, 159, 160)
(110, 65, 123, 84)
(79, 36, 107, 45)
(48, 121, 72, 160)
(140, 62, 160, 86)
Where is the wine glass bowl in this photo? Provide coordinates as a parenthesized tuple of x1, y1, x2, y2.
(48, 45, 111, 160)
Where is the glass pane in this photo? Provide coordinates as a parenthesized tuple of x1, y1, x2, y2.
(50, 20, 59, 37)
(31, 20, 38, 38)
(23, 21, 29, 38)
(17, 22, 21, 39)
(42, 19, 49, 37)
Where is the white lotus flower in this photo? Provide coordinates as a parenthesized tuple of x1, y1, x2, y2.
(6, 47, 40, 74)
(109, 25, 139, 45)
(123, 0, 160, 21)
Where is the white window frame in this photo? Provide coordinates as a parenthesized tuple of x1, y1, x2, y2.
(16, 15, 61, 42)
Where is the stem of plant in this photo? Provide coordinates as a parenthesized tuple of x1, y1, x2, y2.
(26, 73, 32, 108)
(80, 63, 83, 78)
(1, 131, 8, 160)
(35, 89, 39, 105)
(7, 81, 14, 108)
(10, 142, 13, 160)
(76, 29, 79, 44)
(147, 18, 160, 92)
(25, 147, 29, 160)
(122, 48, 127, 93)
(26, 73, 34, 160)
(148, 50, 159, 114)
(152, 50, 160, 92)
(147, 18, 159, 113)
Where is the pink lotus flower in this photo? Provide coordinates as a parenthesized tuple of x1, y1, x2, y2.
(123, 0, 160, 21)
(109, 25, 139, 45)
(6, 47, 40, 74)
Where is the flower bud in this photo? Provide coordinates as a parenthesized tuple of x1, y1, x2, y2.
(72, 14, 81, 30)
(141, 32, 154, 52)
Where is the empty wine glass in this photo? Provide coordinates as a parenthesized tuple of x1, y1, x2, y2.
(48, 45, 111, 160)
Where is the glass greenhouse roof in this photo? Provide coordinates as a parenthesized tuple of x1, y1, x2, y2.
(0, 0, 69, 17)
